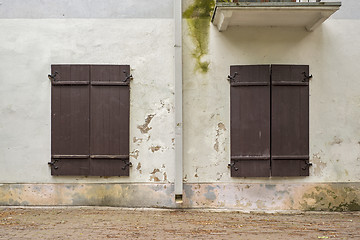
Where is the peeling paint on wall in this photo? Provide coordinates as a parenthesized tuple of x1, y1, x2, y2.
(137, 114, 155, 134)
(149, 145, 162, 153)
(129, 149, 140, 159)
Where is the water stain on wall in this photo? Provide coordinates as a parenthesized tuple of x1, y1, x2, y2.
(300, 185, 360, 211)
(214, 122, 226, 152)
(329, 136, 343, 145)
(183, 0, 215, 73)
(311, 152, 327, 176)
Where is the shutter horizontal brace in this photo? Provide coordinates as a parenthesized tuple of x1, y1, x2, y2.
(272, 81, 308, 86)
(90, 155, 129, 159)
(52, 155, 89, 159)
(91, 81, 129, 86)
(272, 155, 309, 160)
(231, 156, 270, 160)
(52, 81, 89, 85)
(231, 82, 270, 86)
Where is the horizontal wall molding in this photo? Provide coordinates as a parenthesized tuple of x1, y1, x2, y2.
(0, 183, 359, 211)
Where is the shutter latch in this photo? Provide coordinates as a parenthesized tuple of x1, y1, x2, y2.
(48, 159, 59, 170)
(302, 72, 313, 82)
(228, 162, 238, 171)
(122, 160, 133, 170)
(302, 161, 313, 170)
(227, 72, 238, 83)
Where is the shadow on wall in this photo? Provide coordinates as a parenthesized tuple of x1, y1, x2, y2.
(217, 25, 316, 64)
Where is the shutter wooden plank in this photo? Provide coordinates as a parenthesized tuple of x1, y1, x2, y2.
(90, 65, 130, 176)
(51, 65, 90, 175)
(271, 65, 309, 176)
(230, 65, 271, 177)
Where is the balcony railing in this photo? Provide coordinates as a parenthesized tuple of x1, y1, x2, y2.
(216, 0, 322, 2)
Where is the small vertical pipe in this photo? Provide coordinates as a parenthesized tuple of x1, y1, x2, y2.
(174, 0, 183, 203)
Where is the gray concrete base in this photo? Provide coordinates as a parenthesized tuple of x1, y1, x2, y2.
(0, 183, 359, 211)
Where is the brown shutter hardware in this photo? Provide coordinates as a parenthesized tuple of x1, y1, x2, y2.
(230, 64, 311, 177)
(50, 65, 131, 176)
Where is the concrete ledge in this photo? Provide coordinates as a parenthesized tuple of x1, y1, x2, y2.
(0, 183, 359, 211)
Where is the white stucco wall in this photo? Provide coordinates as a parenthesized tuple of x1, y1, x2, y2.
(182, 19, 360, 183)
(0, 0, 359, 201)
(0, 19, 175, 183)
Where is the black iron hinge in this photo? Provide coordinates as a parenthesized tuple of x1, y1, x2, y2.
(302, 72, 313, 82)
(48, 159, 59, 170)
(122, 160, 133, 170)
(302, 161, 313, 170)
(227, 72, 238, 83)
(48, 71, 58, 81)
(228, 162, 238, 171)
(123, 71, 133, 82)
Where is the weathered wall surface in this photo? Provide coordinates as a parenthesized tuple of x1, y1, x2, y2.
(0, 18, 175, 184)
(0, 0, 359, 210)
(182, 0, 360, 184)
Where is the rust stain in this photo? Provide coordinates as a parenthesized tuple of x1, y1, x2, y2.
(149, 145, 161, 153)
(194, 174, 198, 178)
(129, 149, 139, 159)
(137, 114, 155, 134)
(163, 172, 167, 181)
(136, 163, 141, 171)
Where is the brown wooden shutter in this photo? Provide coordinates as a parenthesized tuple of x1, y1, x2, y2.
(230, 65, 271, 177)
(51, 65, 90, 175)
(271, 65, 310, 176)
(50, 64, 130, 176)
(90, 65, 130, 176)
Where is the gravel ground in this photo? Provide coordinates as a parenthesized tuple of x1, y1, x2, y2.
(0, 207, 359, 240)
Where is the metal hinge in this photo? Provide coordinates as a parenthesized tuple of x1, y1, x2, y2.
(123, 71, 133, 82)
(227, 72, 238, 83)
(302, 72, 313, 82)
(302, 161, 313, 170)
(228, 162, 238, 171)
(48, 71, 58, 81)
(122, 160, 133, 170)
(48, 159, 59, 170)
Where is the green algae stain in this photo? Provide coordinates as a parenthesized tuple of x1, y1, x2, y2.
(301, 186, 360, 212)
(183, 0, 215, 73)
